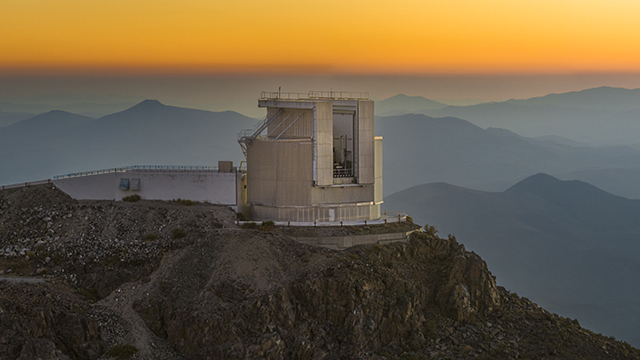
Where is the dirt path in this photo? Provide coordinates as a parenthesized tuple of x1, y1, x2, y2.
(93, 248, 189, 360)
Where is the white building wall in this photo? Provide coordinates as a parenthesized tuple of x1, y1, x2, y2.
(115, 171, 236, 204)
(53, 170, 237, 205)
(54, 173, 116, 200)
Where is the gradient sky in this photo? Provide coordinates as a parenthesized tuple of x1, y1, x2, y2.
(3, 0, 640, 74)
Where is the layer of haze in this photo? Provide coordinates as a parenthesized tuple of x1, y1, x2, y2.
(4, 73, 640, 118)
(2, 0, 640, 74)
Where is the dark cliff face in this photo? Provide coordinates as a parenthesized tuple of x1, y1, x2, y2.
(132, 233, 500, 359)
(1, 185, 640, 360)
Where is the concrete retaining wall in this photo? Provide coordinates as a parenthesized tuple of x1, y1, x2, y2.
(288, 229, 420, 250)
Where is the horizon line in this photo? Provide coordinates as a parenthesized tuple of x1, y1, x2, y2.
(5, 65, 640, 78)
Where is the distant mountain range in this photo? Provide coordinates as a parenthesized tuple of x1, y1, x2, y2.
(0, 110, 34, 127)
(375, 94, 447, 116)
(0, 100, 257, 184)
(383, 173, 640, 346)
(376, 113, 640, 198)
(377, 87, 640, 145)
(5, 99, 640, 201)
(0, 93, 145, 119)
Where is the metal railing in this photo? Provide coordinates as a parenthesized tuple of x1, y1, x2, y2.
(238, 108, 284, 158)
(1, 179, 53, 191)
(333, 168, 354, 178)
(52, 165, 219, 180)
(381, 211, 409, 222)
(260, 91, 369, 101)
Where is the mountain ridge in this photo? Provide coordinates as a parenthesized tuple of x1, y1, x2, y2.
(0, 100, 258, 184)
(377, 86, 640, 145)
(384, 173, 640, 345)
(376, 113, 640, 197)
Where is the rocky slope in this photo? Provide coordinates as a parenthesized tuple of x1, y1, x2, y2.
(1, 185, 639, 359)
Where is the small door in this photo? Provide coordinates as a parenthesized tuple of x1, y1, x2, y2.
(329, 208, 335, 222)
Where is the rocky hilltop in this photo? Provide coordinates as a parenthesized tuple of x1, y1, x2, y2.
(1, 185, 639, 359)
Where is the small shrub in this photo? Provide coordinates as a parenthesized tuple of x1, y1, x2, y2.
(26, 251, 35, 259)
(237, 212, 248, 221)
(261, 220, 275, 228)
(423, 224, 438, 237)
(8, 259, 29, 270)
(405, 215, 414, 223)
(51, 252, 64, 265)
(122, 194, 141, 202)
(213, 221, 224, 229)
(174, 198, 198, 206)
(143, 233, 158, 241)
(36, 250, 50, 261)
(448, 234, 458, 244)
(105, 344, 138, 360)
(241, 222, 258, 229)
(3, 259, 30, 275)
(171, 228, 187, 239)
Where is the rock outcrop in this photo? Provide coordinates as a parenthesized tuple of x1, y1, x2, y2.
(131, 231, 501, 359)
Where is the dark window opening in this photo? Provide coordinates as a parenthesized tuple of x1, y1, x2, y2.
(333, 113, 355, 178)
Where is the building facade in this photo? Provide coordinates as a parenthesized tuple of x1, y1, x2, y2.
(240, 91, 382, 222)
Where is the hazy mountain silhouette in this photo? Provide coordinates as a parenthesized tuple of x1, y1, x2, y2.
(1, 92, 142, 106)
(376, 113, 640, 197)
(555, 168, 640, 198)
(0, 110, 93, 144)
(0, 93, 144, 118)
(0, 110, 34, 127)
(0, 100, 257, 184)
(375, 94, 447, 115)
(506, 86, 640, 111)
(383, 87, 640, 145)
(383, 173, 640, 346)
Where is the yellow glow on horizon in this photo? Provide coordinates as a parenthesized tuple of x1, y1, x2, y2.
(2, 0, 640, 74)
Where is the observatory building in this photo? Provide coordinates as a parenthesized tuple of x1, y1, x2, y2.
(238, 91, 382, 222)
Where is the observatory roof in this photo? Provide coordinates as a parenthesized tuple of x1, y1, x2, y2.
(259, 91, 369, 101)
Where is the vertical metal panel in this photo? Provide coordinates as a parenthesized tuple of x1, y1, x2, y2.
(315, 102, 333, 186)
(119, 178, 130, 190)
(357, 100, 375, 184)
(247, 138, 313, 207)
(374, 137, 383, 203)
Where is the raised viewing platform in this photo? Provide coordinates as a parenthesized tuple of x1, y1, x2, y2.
(259, 91, 370, 101)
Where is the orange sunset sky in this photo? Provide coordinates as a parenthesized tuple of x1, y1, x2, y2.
(3, 0, 640, 75)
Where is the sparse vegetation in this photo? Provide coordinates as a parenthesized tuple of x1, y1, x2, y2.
(174, 198, 198, 206)
(237, 212, 249, 221)
(171, 227, 187, 239)
(144, 233, 158, 241)
(261, 220, 275, 228)
(423, 224, 438, 237)
(241, 222, 258, 229)
(122, 194, 141, 202)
